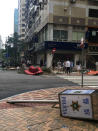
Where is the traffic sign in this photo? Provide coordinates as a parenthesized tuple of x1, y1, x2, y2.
(52, 48, 56, 54)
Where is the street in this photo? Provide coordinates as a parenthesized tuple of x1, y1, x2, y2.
(0, 71, 98, 100)
(0, 70, 78, 100)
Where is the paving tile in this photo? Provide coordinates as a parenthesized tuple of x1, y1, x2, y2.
(0, 87, 98, 130)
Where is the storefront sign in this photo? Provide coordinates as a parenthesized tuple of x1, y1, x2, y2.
(45, 41, 88, 51)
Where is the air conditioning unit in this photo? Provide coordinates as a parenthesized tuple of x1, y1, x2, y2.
(70, 0, 76, 3)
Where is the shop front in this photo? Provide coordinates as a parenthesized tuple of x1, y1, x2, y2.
(44, 41, 88, 68)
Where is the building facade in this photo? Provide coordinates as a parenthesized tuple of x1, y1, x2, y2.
(24, 0, 98, 69)
(14, 8, 18, 33)
(18, 0, 26, 41)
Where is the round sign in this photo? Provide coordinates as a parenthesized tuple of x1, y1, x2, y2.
(52, 48, 56, 54)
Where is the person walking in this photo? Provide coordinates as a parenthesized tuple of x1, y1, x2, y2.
(63, 60, 66, 73)
(66, 59, 71, 75)
(27, 59, 31, 67)
(70, 61, 74, 72)
(57, 60, 61, 73)
(77, 64, 81, 75)
(52, 60, 55, 71)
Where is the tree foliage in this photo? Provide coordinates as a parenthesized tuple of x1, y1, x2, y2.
(5, 32, 25, 66)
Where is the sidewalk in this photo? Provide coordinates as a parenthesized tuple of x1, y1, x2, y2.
(0, 86, 98, 131)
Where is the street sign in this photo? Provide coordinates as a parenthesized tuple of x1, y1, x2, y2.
(52, 48, 56, 54)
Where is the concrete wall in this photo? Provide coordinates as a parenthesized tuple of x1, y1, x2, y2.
(47, 24, 53, 41)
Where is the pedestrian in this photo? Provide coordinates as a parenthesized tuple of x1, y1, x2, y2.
(70, 61, 74, 72)
(40, 59, 43, 67)
(57, 60, 61, 73)
(27, 60, 31, 67)
(63, 61, 66, 73)
(77, 64, 81, 75)
(66, 59, 71, 75)
(52, 60, 55, 71)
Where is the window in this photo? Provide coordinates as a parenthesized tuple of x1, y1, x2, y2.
(72, 32, 85, 41)
(22, 24, 25, 27)
(22, 8, 25, 11)
(45, 26, 48, 40)
(21, 34, 25, 37)
(72, 32, 77, 41)
(22, 13, 24, 16)
(61, 30, 68, 40)
(22, 18, 25, 21)
(89, 9, 98, 18)
(88, 46, 98, 52)
(87, 28, 98, 43)
(22, 29, 25, 32)
(43, 0, 48, 4)
(53, 30, 68, 41)
(92, 31, 96, 36)
(53, 30, 60, 40)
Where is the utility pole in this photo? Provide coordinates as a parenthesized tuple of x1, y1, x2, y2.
(6, 44, 9, 68)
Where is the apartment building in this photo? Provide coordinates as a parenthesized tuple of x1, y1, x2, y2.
(25, 0, 98, 69)
(18, 0, 26, 41)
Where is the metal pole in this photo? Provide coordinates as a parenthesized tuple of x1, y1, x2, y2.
(81, 48, 84, 87)
(6, 45, 8, 68)
(7, 99, 59, 104)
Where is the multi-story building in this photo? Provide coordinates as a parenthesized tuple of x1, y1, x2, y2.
(14, 8, 18, 33)
(25, 0, 98, 69)
(18, 0, 26, 41)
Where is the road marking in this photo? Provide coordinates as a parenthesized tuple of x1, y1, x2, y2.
(57, 75, 98, 86)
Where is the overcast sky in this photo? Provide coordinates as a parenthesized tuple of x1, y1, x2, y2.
(0, 0, 18, 43)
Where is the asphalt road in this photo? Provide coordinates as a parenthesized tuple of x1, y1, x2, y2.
(0, 71, 78, 100)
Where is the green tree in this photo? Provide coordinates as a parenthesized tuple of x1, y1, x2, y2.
(5, 33, 22, 66)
